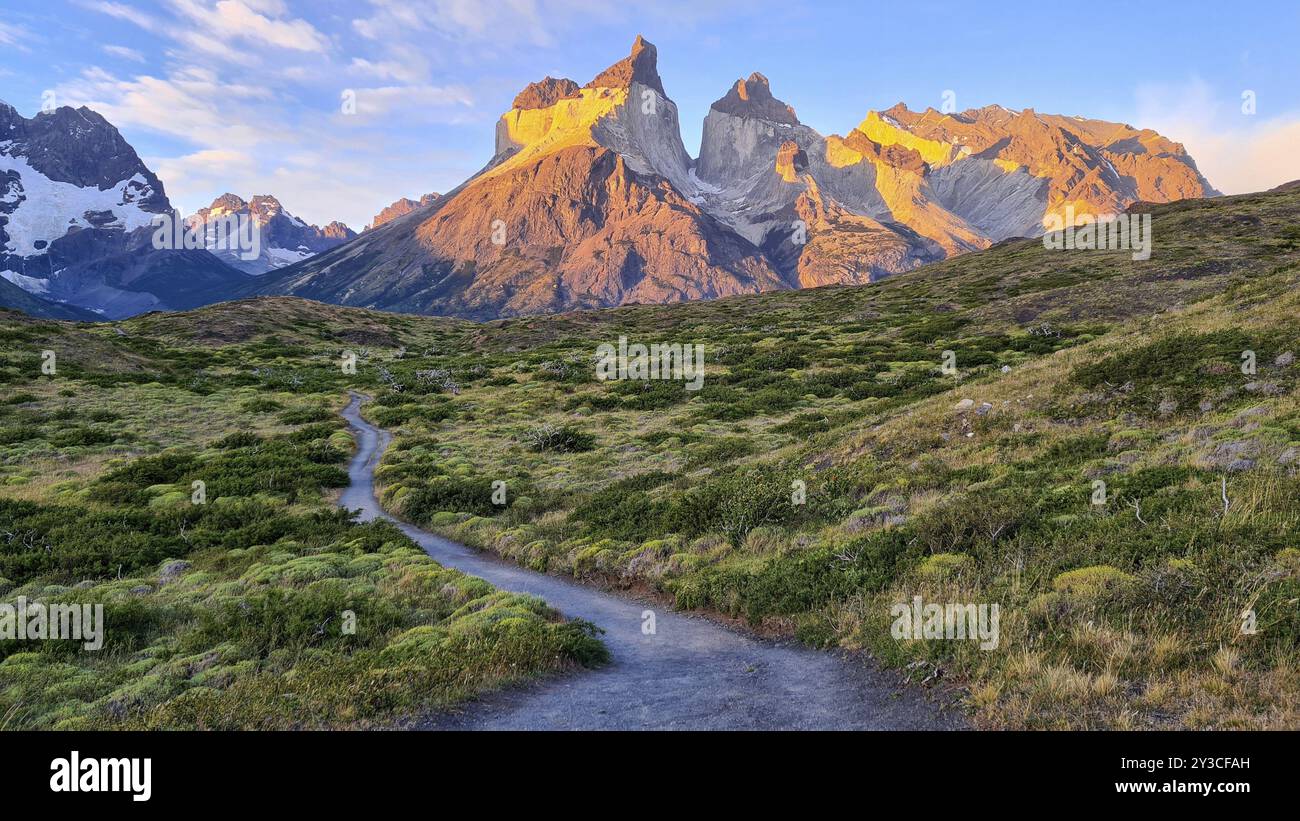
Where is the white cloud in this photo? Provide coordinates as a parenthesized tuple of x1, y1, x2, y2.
(350, 58, 428, 85)
(351, 0, 629, 48)
(52, 0, 754, 231)
(103, 44, 146, 62)
(1136, 77, 1300, 195)
(169, 0, 331, 53)
(351, 0, 749, 47)
(343, 85, 475, 119)
(86, 0, 330, 58)
(55, 60, 476, 227)
(81, 1, 161, 32)
(0, 21, 34, 51)
(57, 66, 274, 149)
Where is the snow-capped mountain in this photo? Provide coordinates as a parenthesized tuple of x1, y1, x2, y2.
(186, 194, 356, 275)
(0, 100, 247, 319)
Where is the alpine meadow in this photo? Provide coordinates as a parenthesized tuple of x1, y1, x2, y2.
(0, 1, 1297, 795)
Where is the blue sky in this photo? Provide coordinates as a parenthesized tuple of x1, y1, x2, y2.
(2, 0, 1297, 229)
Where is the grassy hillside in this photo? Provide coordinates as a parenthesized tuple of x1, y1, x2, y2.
(0, 302, 605, 729)
(3, 186, 1298, 729)
(360, 187, 1300, 730)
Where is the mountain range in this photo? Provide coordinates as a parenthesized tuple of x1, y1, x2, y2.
(2, 37, 1219, 322)
(186, 193, 356, 275)
(250, 37, 1218, 319)
(0, 101, 360, 319)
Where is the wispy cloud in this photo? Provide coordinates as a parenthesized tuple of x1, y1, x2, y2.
(81, 1, 160, 32)
(0, 21, 35, 52)
(1136, 77, 1300, 195)
(353, 0, 560, 47)
(349, 0, 742, 50)
(341, 85, 476, 120)
(85, 0, 330, 63)
(103, 44, 146, 62)
(57, 66, 275, 149)
(169, 0, 330, 53)
(349, 57, 429, 86)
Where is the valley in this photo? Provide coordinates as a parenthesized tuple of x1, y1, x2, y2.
(2, 184, 1296, 729)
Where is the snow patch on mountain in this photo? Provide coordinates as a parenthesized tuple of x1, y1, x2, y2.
(0, 153, 157, 255)
(1, 268, 51, 294)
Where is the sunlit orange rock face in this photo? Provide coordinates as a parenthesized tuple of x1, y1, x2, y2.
(872, 103, 1219, 226)
(256, 37, 1219, 319)
(775, 141, 808, 182)
(368, 193, 441, 230)
(403, 147, 786, 318)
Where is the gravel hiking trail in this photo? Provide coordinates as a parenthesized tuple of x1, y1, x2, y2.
(341, 393, 964, 730)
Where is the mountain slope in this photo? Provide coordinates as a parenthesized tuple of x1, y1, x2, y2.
(368, 193, 442, 230)
(302, 185, 1300, 730)
(0, 275, 100, 320)
(0, 101, 248, 318)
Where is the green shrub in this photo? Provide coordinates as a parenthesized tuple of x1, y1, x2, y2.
(524, 424, 595, 453)
(403, 476, 504, 519)
(1052, 565, 1136, 597)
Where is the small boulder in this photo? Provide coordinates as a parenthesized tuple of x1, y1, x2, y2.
(1244, 381, 1282, 395)
(158, 560, 192, 586)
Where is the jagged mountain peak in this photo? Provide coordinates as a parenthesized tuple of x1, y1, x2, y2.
(187, 193, 355, 275)
(585, 34, 666, 97)
(249, 194, 284, 212)
(321, 221, 353, 240)
(206, 193, 249, 213)
(712, 71, 799, 125)
(0, 102, 171, 199)
(247, 39, 1219, 323)
(489, 35, 692, 195)
(32, 104, 104, 123)
(865, 100, 1221, 215)
(513, 77, 581, 110)
(368, 193, 443, 230)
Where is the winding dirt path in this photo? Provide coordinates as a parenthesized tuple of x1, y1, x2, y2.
(340, 394, 963, 730)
